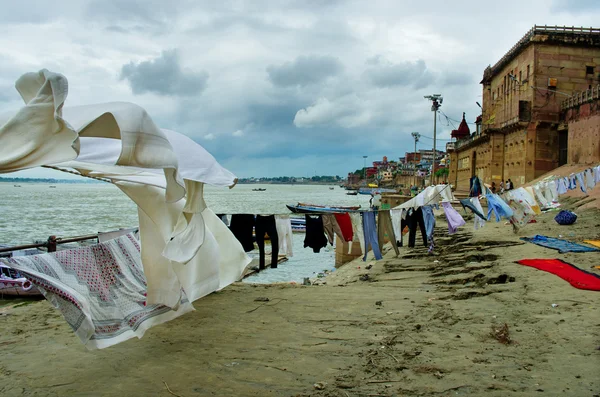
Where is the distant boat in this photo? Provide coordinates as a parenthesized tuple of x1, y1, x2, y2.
(346, 191, 358, 195)
(329, 187, 334, 190)
(287, 203, 361, 214)
(358, 187, 396, 195)
(252, 188, 266, 191)
(49, 186, 57, 188)
(13, 185, 21, 187)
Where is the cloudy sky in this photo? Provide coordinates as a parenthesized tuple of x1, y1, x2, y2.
(1, 0, 598, 179)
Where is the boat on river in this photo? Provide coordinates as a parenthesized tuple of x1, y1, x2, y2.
(358, 187, 397, 195)
(0, 264, 42, 296)
(286, 203, 361, 214)
(252, 188, 266, 191)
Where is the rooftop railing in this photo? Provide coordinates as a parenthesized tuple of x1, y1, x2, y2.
(490, 25, 600, 75)
(561, 85, 600, 110)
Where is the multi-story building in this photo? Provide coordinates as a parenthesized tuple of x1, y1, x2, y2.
(448, 25, 600, 191)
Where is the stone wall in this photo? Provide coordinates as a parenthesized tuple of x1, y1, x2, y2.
(563, 99, 600, 164)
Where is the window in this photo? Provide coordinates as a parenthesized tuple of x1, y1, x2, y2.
(586, 66, 594, 75)
(526, 65, 530, 80)
(519, 71, 522, 84)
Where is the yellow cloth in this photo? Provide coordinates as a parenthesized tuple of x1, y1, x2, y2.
(583, 240, 600, 248)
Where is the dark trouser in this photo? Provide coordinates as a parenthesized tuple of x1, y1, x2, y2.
(400, 208, 427, 248)
(255, 215, 279, 269)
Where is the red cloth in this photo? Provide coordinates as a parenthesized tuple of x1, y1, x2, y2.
(334, 213, 353, 242)
(517, 259, 600, 291)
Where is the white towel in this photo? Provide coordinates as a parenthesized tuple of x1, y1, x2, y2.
(275, 215, 294, 257)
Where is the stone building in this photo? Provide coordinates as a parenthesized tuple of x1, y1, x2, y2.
(448, 25, 600, 192)
(561, 86, 600, 163)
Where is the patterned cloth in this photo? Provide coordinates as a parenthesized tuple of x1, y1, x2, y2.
(2, 234, 193, 349)
(554, 210, 577, 225)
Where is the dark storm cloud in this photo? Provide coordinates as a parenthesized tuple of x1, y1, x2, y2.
(364, 57, 434, 89)
(120, 50, 209, 97)
(267, 55, 344, 87)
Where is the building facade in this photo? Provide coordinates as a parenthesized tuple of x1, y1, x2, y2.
(448, 25, 600, 191)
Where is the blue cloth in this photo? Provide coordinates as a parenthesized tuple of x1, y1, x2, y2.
(554, 210, 577, 225)
(362, 211, 383, 261)
(521, 235, 600, 254)
(421, 205, 436, 253)
(486, 194, 514, 222)
(568, 175, 577, 190)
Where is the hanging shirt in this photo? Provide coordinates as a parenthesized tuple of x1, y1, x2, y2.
(304, 215, 328, 253)
(390, 209, 403, 243)
(349, 212, 365, 254)
(275, 215, 293, 257)
(229, 214, 256, 252)
(460, 198, 486, 220)
(575, 172, 586, 193)
(441, 202, 466, 234)
(486, 194, 514, 222)
(322, 214, 345, 245)
(556, 177, 567, 195)
(334, 213, 354, 242)
(470, 197, 486, 230)
(585, 168, 596, 191)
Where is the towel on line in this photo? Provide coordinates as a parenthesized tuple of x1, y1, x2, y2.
(2, 234, 193, 349)
(517, 259, 600, 291)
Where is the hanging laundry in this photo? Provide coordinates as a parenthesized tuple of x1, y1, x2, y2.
(377, 211, 399, 256)
(362, 211, 382, 261)
(349, 212, 365, 254)
(421, 205, 436, 252)
(2, 234, 194, 349)
(304, 215, 328, 253)
(255, 215, 279, 269)
(556, 177, 567, 195)
(594, 166, 600, 184)
(460, 198, 486, 220)
(98, 227, 138, 243)
(504, 188, 537, 228)
(334, 212, 354, 242)
(275, 215, 293, 257)
(471, 197, 486, 230)
(486, 194, 514, 222)
(322, 214, 345, 245)
(217, 214, 229, 226)
(401, 208, 428, 248)
(469, 176, 482, 197)
(576, 172, 587, 193)
(229, 214, 256, 252)
(568, 174, 577, 190)
(390, 208, 403, 244)
(548, 180, 558, 202)
(441, 202, 466, 234)
(523, 187, 542, 215)
(585, 168, 595, 191)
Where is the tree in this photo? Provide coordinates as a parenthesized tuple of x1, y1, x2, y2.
(434, 168, 449, 178)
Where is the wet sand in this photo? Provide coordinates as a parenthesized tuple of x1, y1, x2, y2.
(1, 197, 599, 397)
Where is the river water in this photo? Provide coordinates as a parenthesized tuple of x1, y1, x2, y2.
(0, 183, 371, 284)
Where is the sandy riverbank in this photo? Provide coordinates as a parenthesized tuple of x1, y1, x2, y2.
(1, 197, 599, 397)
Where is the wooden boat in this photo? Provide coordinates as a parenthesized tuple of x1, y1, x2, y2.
(0, 265, 42, 297)
(346, 191, 358, 195)
(287, 203, 361, 214)
(358, 187, 396, 195)
(329, 187, 334, 190)
(252, 188, 267, 191)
